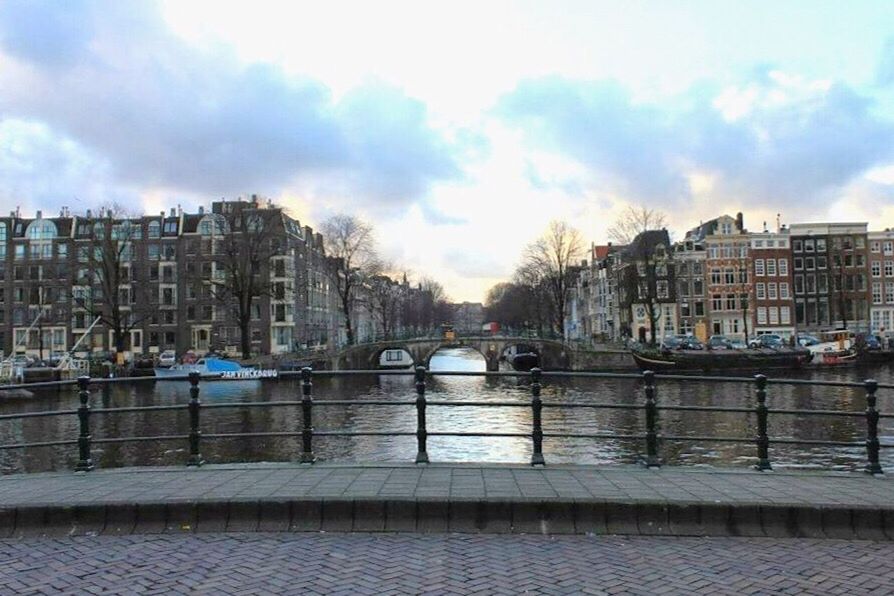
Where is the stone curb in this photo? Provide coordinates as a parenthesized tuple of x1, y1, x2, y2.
(1, 499, 891, 540)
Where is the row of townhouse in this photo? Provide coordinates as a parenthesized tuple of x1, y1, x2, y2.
(0, 198, 436, 361)
(566, 213, 894, 344)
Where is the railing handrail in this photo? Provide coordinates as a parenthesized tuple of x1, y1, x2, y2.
(0, 369, 888, 474)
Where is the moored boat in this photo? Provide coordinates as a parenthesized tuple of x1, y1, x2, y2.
(155, 357, 278, 381)
(630, 346, 812, 372)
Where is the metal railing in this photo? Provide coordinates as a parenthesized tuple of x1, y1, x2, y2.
(0, 368, 890, 474)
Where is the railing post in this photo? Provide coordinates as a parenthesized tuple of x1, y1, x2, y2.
(75, 376, 94, 472)
(187, 372, 203, 466)
(414, 366, 429, 464)
(864, 379, 883, 475)
(300, 367, 315, 463)
(643, 370, 660, 468)
(754, 374, 771, 471)
(530, 367, 545, 466)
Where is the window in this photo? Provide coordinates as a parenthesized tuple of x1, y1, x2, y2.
(758, 307, 769, 325)
(725, 294, 736, 311)
(754, 240, 764, 248)
(678, 280, 689, 297)
(755, 259, 765, 276)
(769, 307, 779, 325)
(203, 305, 214, 320)
(694, 301, 705, 316)
(693, 278, 704, 295)
(816, 239, 826, 252)
(871, 241, 881, 253)
(655, 263, 667, 277)
(148, 221, 161, 239)
(723, 268, 735, 284)
(805, 240, 814, 252)
(710, 268, 721, 285)
(148, 244, 159, 260)
(806, 275, 816, 293)
(856, 237, 865, 249)
(780, 306, 790, 325)
(888, 282, 894, 304)
(768, 283, 777, 299)
(0, 222, 5, 243)
(656, 280, 669, 299)
(187, 305, 196, 320)
(793, 240, 803, 252)
(163, 244, 176, 259)
(766, 259, 776, 276)
(780, 283, 790, 299)
(163, 311, 175, 325)
(778, 259, 788, 276)
(794, 275, 804, 294)
(805, 257, 815, 270)
(721, 222, 732, 234)
(163, 220, 178, 234)
(873, 283, 883, 305)
(794, 257, 803, 270)
(817, 256, 827, 269)
(26, 220, 57, 240)
(711, 294, 723, 311)
(14, 245, 25, 260)
(886, 261, 894, 277)
(756, 283, 766, 299)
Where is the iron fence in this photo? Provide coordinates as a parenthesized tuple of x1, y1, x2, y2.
(0, 368, 890, 473)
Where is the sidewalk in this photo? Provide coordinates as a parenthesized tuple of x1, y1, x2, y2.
(0, 463, 891, 539)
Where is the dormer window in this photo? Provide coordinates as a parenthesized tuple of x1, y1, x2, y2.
(148, 221, 161, 238)
(721, 222, 732, 234)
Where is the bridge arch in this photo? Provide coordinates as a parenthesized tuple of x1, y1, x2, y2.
(421, 343, 496, 371)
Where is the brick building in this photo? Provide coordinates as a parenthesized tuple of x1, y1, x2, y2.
(789, 223, 870, 333)
(869, 228, 894, 337)
(0, 198, 340, 361)
(750, 227, 795, 339)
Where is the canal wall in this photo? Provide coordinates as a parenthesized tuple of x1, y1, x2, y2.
(568, 349, 637, 371)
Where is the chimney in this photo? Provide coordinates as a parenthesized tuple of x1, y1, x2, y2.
(86, 209, 93, 218)
(776, 213, 781, 233)
(36, 210, 42, 219)
(177, 204, 182, 216)
(763, 221, 767, 233)
(735, 212, 744, 231)
(169, 208, 175, 217)
(198, 206, 205, 215)
(160, 211, 164, 219)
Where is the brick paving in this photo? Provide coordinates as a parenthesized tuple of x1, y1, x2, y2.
(0, 532, 892, 594)
(0, 463, 889, 507)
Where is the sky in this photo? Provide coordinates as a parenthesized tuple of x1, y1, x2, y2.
(1, 0, 893, 302)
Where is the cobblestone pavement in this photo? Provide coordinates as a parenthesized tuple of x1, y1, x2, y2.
(1, 463, 890, 507)
(0, 533, 892, 595)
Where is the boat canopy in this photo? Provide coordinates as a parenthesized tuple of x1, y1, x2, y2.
(199, 358, 242, 373)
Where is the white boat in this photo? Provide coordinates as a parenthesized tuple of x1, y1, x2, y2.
(155, 357, 278, 381)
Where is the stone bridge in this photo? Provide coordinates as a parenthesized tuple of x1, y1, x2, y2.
(332, 336, 572, 371)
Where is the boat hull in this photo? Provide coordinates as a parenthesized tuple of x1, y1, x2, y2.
(509, 353, 540, 372)
(631, 348, 811, 372)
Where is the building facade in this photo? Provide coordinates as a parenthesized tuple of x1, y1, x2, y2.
(869, 229, 894, 336)
(750, 228, 796, 339)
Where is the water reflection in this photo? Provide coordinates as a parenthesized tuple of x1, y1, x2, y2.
(0, 354, 891, 474)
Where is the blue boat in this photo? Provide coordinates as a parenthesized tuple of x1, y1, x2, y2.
(155, 357, 277, 381)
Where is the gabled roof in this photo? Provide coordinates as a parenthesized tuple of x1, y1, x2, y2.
(623, 229, 671, 258)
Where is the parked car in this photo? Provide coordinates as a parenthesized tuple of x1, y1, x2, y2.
(729, 339, 747, 350)
(660, 336, 683, 350)
(797, 334, 820, 347)
(708, 335, 733, 350)
(676, 335, 705, 350)
(749, 334, 784, 349)
(158, 350, 177, 367)
(864, 335, 882, 350)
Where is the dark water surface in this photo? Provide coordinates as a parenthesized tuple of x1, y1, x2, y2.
(1, 348, 891, 474)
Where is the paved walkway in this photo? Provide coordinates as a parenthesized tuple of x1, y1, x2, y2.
(0, 464, 891, 538)
(1, 533, 892, 594)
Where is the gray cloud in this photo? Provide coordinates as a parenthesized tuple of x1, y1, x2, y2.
(442, 251, 510, 279)
(497, 72, 894, 210)
(0, 0, 461, 212)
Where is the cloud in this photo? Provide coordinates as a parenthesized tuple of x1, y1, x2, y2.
(0, 0, 461, 213)
(496, 72, 894, 213)
(442, 251, 510, 279)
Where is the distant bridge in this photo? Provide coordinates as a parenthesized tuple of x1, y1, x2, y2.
(333, 336, 572, 371)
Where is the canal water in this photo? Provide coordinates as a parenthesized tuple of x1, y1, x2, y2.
(0, 348, 892, 474)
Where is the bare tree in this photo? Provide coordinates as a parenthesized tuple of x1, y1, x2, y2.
(608, 206, 668, 245)
(521, 221, 584, 339)
(322, 215, 382, 345)
(513, 262, 552, 335)
(74, 205, 152, 355)
(210, 200, 285, 358)
(365, 273, 401, 340)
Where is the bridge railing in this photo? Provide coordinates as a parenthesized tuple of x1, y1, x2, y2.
(0, 369, 889, 473)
